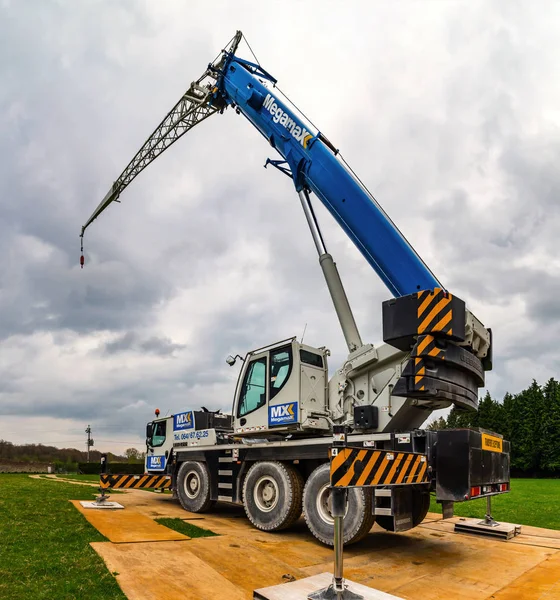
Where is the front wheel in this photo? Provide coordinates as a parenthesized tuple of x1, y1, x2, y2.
(176, 461, 214, 513)
(303, 463, 375, 546)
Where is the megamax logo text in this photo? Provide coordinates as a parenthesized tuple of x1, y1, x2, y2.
(269, 402, 298, 426)
(174, 411, 194, 431)
(262, 94, 313, 149)
(147, 455, 165, 470)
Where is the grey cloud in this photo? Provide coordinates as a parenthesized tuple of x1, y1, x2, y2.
(101, 332, 186, 357)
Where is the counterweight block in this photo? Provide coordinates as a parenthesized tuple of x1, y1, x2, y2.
(382, 287, 466, 350)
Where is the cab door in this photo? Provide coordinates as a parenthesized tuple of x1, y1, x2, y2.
(145, 416, 173, 473)
(235, 352, 269, 434)
(233, 343, 299, 434)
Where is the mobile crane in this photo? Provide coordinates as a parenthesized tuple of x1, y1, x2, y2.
(82, 32, 509, 545)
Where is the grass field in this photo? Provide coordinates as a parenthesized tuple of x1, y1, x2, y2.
(429, 478, 560, 530)
(0, 474, 126, 600)
(155, 517, 218, 538)
(0, 474, 215, 600)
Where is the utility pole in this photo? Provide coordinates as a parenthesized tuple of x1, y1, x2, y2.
(85, 425, 94, 462)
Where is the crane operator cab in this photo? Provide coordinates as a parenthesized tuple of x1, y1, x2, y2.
(229, 338, 331, 436)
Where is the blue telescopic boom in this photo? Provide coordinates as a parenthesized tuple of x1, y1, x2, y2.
(214, 54, 441, 298)
(80, 33, 441, 299)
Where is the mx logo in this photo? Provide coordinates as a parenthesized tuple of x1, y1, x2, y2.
(147, 455, 165, 471)
(174, 411, 194, 431)
(269, 402, 298, 426)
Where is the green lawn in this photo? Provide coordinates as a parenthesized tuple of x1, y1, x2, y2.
(429, 478, 560, 530)
(0, 474, 218, 600)
(155, 517, 218, 538)
(0, 474, 126, 600)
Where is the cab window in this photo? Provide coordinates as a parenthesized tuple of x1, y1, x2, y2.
(300, 349, 323, 368)
(238, 358, 267, 417)
(151, 421, 167, 447)
(270, 345, 292, 399)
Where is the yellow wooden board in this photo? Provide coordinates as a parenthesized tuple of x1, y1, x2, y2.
(186, 535, 306, 594)
(76, 496, 560, 599)
(92, 541, 246, 600)
(491, 553, 560, 599)
(71, 500, 188, 543)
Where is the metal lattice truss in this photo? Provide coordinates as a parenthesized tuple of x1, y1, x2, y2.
(81, 31, 242, 235)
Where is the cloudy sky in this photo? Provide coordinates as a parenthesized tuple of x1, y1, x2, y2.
(1, 0, 559, 454)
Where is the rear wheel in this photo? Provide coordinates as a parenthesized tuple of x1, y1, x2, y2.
(176, 461, 214, 513)
(303, 463, 375, 546)
(243, 461, 303, 532)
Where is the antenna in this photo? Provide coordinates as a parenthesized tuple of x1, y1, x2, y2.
(301, 323, 308, 344)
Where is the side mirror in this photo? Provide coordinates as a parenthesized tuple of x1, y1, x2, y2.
(146, 422, 154, 443)
(226, 354, 245, 367)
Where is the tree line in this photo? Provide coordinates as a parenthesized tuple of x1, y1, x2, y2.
(428, 378, 560, 476)
(0, 440, 144, 469)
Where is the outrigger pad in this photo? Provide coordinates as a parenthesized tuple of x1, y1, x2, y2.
(80, 500, 124, 510)
(254, 572, 404, 599)
(454, 519, 521, 540)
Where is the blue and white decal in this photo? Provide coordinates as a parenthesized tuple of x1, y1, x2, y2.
(269, 402, 298, 426)
(262, 94, 313, 149)
(173, 411, 194, 431)
(147, 455, 166, 471)
(174, 428, 211, 443)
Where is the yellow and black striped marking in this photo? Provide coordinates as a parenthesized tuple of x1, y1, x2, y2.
(414, 334, 443, 359)
(413, 358, 426, 391)
(330, 448, 428, 488)
(416, 288, 454, 337)
(412, 335, 443, 391)
(100, 473, 172, 490)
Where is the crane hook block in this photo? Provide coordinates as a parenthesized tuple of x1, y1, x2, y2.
(80, 235, 85, 268)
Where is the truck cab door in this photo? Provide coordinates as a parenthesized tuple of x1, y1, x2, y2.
(233, 343, 299, 435)
(145, 416, 173, 473)
(235, 352, 269, 434)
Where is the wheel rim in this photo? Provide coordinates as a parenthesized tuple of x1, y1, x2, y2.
(184, 471, 201, 499)
(316, 483, 335, 525)
(315, 483, 349, 525)
(253, 475, 279, 512)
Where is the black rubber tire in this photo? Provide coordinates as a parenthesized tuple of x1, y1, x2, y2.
(376, 486, 431, 532)
(242, 461, 303, 532)
(282, 466, 304, 529)
(176, 461, 214, 513)
(302, 463, 375, 546)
